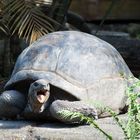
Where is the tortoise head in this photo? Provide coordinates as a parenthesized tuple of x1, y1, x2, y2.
(28, 79, 50, 113)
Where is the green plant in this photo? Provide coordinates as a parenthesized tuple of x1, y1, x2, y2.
(125, 80, 140, 139)
(0, 0, 9, 36)
(58, 78, 140, 140)
(58, 110, 112, 140)
(1, 0, 55, 44)
(0, 0, 73, 44)
(105, 79, 140, 139)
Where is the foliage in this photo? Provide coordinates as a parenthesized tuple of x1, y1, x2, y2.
(0, 0, 56, 44)
(58, 110, 112, 140)
(59, 78, 140, 140)
(0, 0, 9, 35)
(107, 79, 140, 139)
(125, 80, 140, 139)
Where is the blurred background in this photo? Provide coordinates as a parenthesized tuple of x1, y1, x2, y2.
(71, 0, 140, 21)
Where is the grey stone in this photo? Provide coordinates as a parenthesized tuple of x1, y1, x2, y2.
(0, 115, 127, 140)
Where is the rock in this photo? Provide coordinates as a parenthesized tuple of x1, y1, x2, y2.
(0, 115, 127, 140)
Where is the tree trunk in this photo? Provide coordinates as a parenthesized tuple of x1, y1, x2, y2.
(2, 38, 12, 77)
(48, 0, 72, 30)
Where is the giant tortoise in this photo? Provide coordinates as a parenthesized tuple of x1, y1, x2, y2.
(0, 31, 136, 123)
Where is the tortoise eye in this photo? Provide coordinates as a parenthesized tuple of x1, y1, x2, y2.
(33, 82, 39, 87)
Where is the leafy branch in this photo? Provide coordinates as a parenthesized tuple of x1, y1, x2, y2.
(0, 0, 60, 44)
(4, 0, 55, 44)
(58, 110, 112, 140)
(126, 80, 140, 139)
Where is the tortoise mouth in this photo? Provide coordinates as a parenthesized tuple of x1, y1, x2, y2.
(36, 89, 49, 103)
(37, 89, 47, 96)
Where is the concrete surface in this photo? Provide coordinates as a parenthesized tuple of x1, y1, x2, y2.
(0, 115, 128, 140)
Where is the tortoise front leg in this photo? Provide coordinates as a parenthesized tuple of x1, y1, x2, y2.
(0, 90, 26, 119)
(50, 100, 98, 124)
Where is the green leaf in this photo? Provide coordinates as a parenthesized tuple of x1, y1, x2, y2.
(4, 0, 55, 44)
(58, 110, 112, 140)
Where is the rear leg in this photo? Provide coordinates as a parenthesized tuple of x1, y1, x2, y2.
(50, 100, 98, 124)
(0, 90, 26, 119)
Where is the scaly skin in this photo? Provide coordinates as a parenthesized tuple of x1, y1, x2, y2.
(0, 90, 26, 118)
(50, 100, 98, 123)
(27, 79, 50, 113)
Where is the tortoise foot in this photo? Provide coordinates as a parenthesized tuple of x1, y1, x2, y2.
(0, 90, 26, 119)
(50, 100, 98, 124)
